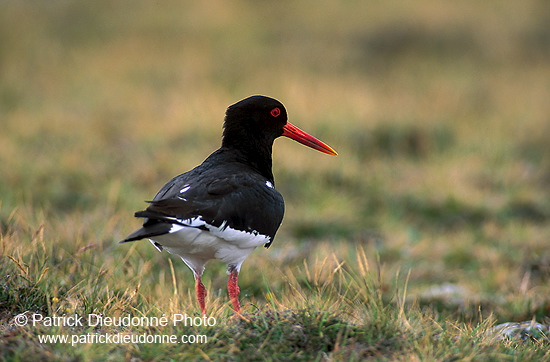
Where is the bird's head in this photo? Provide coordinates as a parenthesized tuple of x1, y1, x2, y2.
(223, 95, 337, 156)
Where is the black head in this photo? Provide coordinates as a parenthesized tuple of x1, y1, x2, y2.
(222, 95, 289, 151)
(222, 94, 337, 156)
(220, 95, 337, 179)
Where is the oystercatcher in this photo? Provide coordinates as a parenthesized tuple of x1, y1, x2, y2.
(121, 95, 337, 314)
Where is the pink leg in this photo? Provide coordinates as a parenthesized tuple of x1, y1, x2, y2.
(195, 275, 207, 315)
(227, 267, 241, 313)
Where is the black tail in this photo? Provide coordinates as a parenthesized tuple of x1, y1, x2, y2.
(120, 222, 171, 244)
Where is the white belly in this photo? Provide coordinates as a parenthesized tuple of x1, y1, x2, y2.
(148, 217, 270, 275)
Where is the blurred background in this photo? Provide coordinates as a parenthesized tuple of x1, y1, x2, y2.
(1, 0, 549, 321)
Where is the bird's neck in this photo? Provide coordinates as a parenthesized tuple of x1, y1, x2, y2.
(221, 123, 278, 182)
(218, 141, 275, 182)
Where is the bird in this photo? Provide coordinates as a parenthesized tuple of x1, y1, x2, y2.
(121, 95, 337, 315)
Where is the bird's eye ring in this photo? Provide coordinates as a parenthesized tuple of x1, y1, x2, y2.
(270, 108, 281, 117)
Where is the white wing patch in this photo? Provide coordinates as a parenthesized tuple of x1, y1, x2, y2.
(265, 180, 274, 189)
(167, 216, 270, 248)
(169, 224, 186, 233)
(177, 184, 191, 200)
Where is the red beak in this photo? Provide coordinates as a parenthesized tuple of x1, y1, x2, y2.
(282, 122, 338, 156)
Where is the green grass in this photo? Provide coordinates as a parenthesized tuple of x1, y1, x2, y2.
(1, 0, 550, 360)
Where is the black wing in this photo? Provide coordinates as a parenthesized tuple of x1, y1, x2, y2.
(121, 162, 285, 248)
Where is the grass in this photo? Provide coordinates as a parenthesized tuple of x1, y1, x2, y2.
(1, 0, 550, 360)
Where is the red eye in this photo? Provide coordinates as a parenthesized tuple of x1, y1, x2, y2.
(270, 107, 281, 117)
